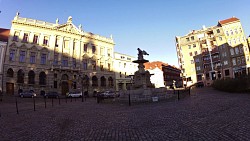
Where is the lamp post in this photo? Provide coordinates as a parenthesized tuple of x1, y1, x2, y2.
(79, 75, 84, 102)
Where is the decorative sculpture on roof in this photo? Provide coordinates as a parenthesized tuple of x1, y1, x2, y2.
(137, 48, 149, 60)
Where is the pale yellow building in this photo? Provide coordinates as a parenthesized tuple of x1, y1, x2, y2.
(4, 13, 116, 96)
(176, 17, 249, 86)
(113, 52, 137, 91)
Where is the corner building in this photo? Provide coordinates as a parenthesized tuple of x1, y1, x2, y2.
(176, 17, 249, 86)
(4, 13, 115, 96)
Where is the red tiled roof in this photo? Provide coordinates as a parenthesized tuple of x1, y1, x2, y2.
(0, 28, 10, 42)
(144, 61, 168, 70)
(218, 17, 240, 25)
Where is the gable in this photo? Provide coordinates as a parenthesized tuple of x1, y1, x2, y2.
(55, 23, 82, 35)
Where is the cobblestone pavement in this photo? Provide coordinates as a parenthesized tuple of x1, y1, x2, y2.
(1, 87, 250, 141)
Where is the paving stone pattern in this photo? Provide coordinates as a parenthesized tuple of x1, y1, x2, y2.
(1, 87, 250, 141)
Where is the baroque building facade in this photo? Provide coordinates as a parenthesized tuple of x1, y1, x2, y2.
(113, 52, 137, 91)
(4, 13, 115, 96)
(176, 17, 249, 86)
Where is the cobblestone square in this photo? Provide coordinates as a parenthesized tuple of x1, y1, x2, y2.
(1, 87, 250, 141)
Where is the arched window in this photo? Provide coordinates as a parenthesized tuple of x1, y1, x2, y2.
(28, 70, 35, 84)
(17, 69, 24, 83)
(39, 71, 46, 85)
(108, 77, 114, 87)
(92, 76, 98, 87)
(100, 76, 106, 87)
(61, 74, 68, 80)
(7, 68, 14, 77)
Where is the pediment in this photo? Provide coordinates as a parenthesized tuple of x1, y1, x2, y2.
(82, 53, 90, 59)
(28, 45, 38, 51)
(55, 23, 82, 34)
(9, 43, 17, 48)
(19, 44, 27, 49)
(40, 47, 49, 53)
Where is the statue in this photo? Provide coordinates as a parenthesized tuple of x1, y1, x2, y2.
(137, 48, 149, 60)
(56, 18, 59, 24)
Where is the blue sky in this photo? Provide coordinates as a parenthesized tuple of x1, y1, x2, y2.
(1, 0, 250, 67)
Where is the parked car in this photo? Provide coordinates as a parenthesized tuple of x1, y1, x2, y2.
(66, 91, 82, 98)
(19, 91, 37, 98)
(99, 91, 116, 98)
(44, 91, 59, 98)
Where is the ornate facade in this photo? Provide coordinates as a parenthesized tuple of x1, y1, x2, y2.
(4, 13, 115, 96)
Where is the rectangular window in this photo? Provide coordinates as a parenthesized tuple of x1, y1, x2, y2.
(226, 31, 229, 36)
(186, 38, 190, 42)
(43, 36, 49, 46)
(19, 51, 26, 62)
(193, 44, 196, 48)
(194, 51, 198, 55)
(217, 29, 220, 33)
(188, 45, 191, 49)
(62, 57, 68, 67)
(100, 48, 104, 56)
(33, 35, 39, 44)
(242, 56, 246, 64)
(232, 58, 236, 66)
(13, 32, 19, 41)
(54, 81, 57, 88)
(195, 58, 200, 63)
(230, 48, 234, 55)
(191, 36, 194, 40)
(235, 47, 239, 54)
(53, 53, 58, 65)
(100, 62, 104, 71)
(197, 74, 202, 81)
(189, 52, 193, 56)
(72, 58, 76, 68)
(196, 66, 201, 71)
(225, 69, 230, 76)
(9, 50, 15, 61)
(55, 36, 59, 47)
(92, 45, 96, 54)
(84, 44, 88, 52)
(41, 53, 47, 64)
(237, 57, 241, 65)
(107, 49, 111, 56)
(92, 60, 96, 70)
(230, 30, 233, 35)
(82, 59, 88, 70)
(22, 33, 28, 42)
(224, 60, 228, 65)
(30, 52, 36, 64)
(191, 60, 194, 64)
(219, 37, 222, 41)
(108, 63, 111, 71)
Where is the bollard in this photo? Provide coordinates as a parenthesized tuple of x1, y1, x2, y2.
(178, 90, 180, 100)
(52, 98, 54, 107)
(129, 93, 131, 106)
(15, 97, 19, 115)
(33, 97, 36, 111)
(44, 98, 47, 108)
(189, 87, 191, 96)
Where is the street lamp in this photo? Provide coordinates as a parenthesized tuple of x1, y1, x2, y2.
(79, 75, 84, 102)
